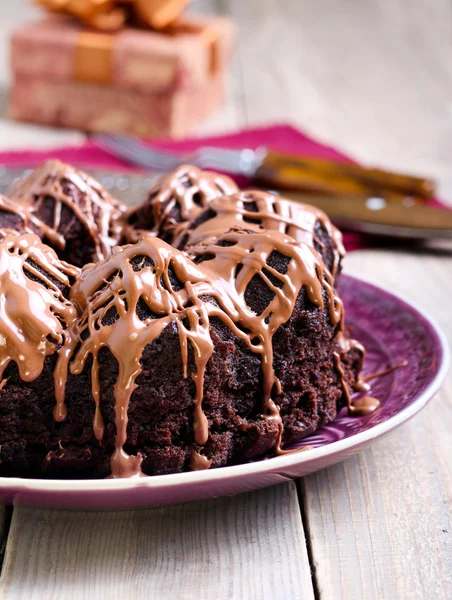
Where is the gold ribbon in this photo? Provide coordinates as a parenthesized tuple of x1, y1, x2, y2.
(74, 31, 114, 84)
(36, 0, 191, 31)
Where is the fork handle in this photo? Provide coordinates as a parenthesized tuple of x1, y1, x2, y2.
(253, 151, 435, 202)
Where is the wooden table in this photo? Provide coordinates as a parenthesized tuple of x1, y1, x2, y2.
(0, 1, 451, 598)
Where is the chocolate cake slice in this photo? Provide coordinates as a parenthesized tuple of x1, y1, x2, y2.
(9, 160, 126, 267)
(123, 164, 238, 245)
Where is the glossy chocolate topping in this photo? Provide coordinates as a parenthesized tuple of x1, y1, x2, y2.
(178, 190, 345, 278)
(191, 227, 345, 453)
(0, 233, 79, 421)
(9, 160, 125, 263)
(0, 163, 376, 479)
(350, 396, 380, 415)
(69, 236, 220, 478)
(124, 164, 239, 244)
(67, 227, 346, 477)
(361, 360, 408, 382)
(0, 195, 40, 238)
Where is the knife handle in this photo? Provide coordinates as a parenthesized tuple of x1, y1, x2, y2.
(253, 151, 435, 202)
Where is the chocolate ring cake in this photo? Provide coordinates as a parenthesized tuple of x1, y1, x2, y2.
(0, 161, 365, 479)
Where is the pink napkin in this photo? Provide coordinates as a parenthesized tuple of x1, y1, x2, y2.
(0, 124, 441, 252)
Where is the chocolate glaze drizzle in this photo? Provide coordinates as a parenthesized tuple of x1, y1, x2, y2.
(190, 228, 344, 453)
(69, 237, 221, 477)
(0, 194, 48, 239)
(190, 451, 213, 471)
(361, 360, 408, 382)
(351, 396, 381, 416)
(124, 164, 238, 244)
(66, 227, 347, 477)
(335, 350, 408, 415)
(334, 351, 377, 415)
(0, 233, 79, 420)
(176, 190, 345, 279)
(0, 162, 377, 479)
(9, 159, 125, 262)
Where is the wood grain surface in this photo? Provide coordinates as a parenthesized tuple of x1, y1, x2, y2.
(0, 1, 451, 599)
(0, 483, 313, 600)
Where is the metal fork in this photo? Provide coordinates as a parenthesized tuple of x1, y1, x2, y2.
(91, 133, 267, 176)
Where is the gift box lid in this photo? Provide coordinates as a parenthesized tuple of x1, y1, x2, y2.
(11, 15, 235, 94)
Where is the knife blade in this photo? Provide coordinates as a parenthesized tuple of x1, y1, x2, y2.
(281, 192, 452, 239)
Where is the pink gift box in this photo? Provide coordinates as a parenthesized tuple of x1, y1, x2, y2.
(9, 15, 235, 137)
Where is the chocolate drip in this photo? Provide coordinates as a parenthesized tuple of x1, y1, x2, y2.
(352, 359, 408, 393)
(0, 233, 79, 421)
(179, 228, 344, 454)
(9, 159, 125, 262)
(334, 351, 396, 416)
(178, 190, 345, 278)
(333, 351, 354, 412)
(0, 195, 40, 238)
(69, 237, 219, 478)
(361, 360, 408, 382)
(190, 450, 213, 471)
(353, 379, 371, 393)
(351, 396, 380, 415)
(0, 194, 60, 244)
(67, 227, 348, 476)
(275, 443, 313, 456)
(124, 164, 238, 244)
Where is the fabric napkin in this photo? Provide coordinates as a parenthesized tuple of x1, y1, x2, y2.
(0, 124, 442, 252)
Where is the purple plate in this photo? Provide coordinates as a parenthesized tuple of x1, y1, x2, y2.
(0, 274, 448, 509)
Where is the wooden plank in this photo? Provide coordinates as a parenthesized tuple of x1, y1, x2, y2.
(0, 482, 314, 600)
(302, 250, 452, 600)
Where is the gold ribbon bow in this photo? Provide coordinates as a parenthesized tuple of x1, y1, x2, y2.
(37, 0, 190, 31)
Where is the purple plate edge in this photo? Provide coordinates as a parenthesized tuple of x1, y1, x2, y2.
(0, 274, 449, 498)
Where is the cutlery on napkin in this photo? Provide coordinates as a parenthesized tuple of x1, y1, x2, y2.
(91, 133, 452, 239)
(92, 133, 435, 203)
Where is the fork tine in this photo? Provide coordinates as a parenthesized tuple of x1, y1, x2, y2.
(93, 134, 181, 170)
(92, 135, 164, 169)
(91, 134, 257, 175)
(109, 135, 182, 161)
(107, 134, 185, 169)
(108, 136, 176, 170)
